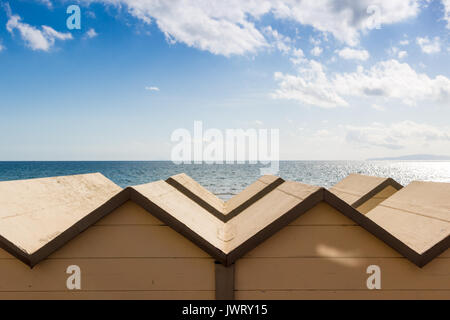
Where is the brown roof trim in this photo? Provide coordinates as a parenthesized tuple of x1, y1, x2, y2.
(225, 188, 324, 265)
(29, 189, 131, 267)
(225, 177, 285, 221)
(351, 177, 403, 208)
(323, 190, 441, 268)
(165, 177, 224, 220)
(128, 187, 227, 264)
(3, 175, 445, 269)
(166, 176, 285, 222)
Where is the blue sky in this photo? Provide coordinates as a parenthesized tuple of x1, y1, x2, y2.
(0, 0, 449, 160)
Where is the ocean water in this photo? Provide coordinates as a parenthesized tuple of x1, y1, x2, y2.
(1, 161, 450, 200)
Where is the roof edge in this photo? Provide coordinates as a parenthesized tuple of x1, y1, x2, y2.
(351, 177, 403, 208)
(166, 175, 285, 222)
(128, 187, 228, 264)
(225, 188, 325, 266)
(323, 189, 428, 267)
(27, 188, 131, 268)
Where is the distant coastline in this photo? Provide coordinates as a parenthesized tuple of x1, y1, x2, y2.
(367, 154, 450, 161)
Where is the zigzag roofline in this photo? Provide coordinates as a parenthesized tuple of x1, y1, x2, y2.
(330, 173, 403, 208)
(0, 174, 447, 268)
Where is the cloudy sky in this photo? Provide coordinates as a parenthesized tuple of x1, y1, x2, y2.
(0, 0, 449, 160)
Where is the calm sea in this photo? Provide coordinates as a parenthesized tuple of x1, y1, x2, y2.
(1, 161, 450, 199)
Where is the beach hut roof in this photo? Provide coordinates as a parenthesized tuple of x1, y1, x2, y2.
(0, 173, 447, 268)
(166, 173, 284, 221)
(0, 173, 122, 266)
(329, 173, 403, 207)
(366, 181, 450, 261)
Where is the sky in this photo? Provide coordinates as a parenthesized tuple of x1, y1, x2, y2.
(0, 0, 449, 160)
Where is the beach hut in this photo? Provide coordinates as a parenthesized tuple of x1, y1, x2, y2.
(329, 174, 403, 214)
(0, 173, 216, 299)
(0, 173, 448, 300)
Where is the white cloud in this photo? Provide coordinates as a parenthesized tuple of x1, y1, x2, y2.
(85, 28, 98, 39)
(271, 0, 420, 46)
(38, 0, 53, 8)
(290, 48, 305, 65)
(145, 86, 160, 91)
(6, 14, 72, 51)
(443, 0, 450, 28)
(273, 59, 450, 108)
(398, 50, 408, 59)
(345, 121, 450, 149)
(399, 39, 410, 46)
(263, 26, 293, 54)
(88, 0, 421, 56)
(416, 36, 441, 54)
(337, 47, 370, 61)
(310, 46, 323, 57)
(0, 42, 4, 52)
(371, 104, 386, 111)
(273, 60, 349, 109)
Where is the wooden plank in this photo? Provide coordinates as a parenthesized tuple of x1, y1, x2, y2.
(225, 176, 281, 214)
(357, 185, 398, 214)
(0, 173, 121, 255)
(235, 257, 450, 290)
(167, 173, 224, 214)
(243, 226, 403, 258)
(0, 258, 215, 291)
(367, 203, 449, 255)
(0, 290, 214, 300)
(289, 202, 357, 226)
(48, 225, 210, 258)
(95, 201, 164, 226)
(243, 220, 450, 258)
(329, 174, 388, 205)
(235, 290, 450, 300)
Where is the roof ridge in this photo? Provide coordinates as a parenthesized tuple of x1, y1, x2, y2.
(0, 173, 447, 269)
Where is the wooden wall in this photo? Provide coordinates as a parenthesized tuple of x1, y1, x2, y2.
(0, 201, 215, 300)
(235, 202, 450, 300)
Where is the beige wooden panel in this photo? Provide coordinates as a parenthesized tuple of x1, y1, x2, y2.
(329, 174, 388, 205)
(95, 200, 164, 226)
(235, 257, 450, 290)
(236, 290, 450, 300)
(0, 173, 121, 255)
(367, 205, 449, 255)
(289, 202, 357, 226)
(0, 258, 215, 291)
(0, 248, 15, 259)
(133, 181, 224, 251)
(0, 291, 214, 300)
(243, 226, 402, 258)
(225, 175, 279, 214)
(49, 225, 210, 258)
(168, 173, 224, 213)
(357, 185, 398, 214)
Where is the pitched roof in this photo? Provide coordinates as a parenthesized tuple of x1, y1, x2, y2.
(130, 178, 322, 265)
(329, 173, 403, 208)
(0, 172, 447, 268)
(166, 173, 284, 221)
(365, 181, 450, 265)
(0, 173, 123, 266)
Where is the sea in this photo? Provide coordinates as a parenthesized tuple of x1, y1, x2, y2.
(1, 161, 450, 200)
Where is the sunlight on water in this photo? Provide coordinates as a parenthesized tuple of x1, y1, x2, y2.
(1, 161, 450, 200)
